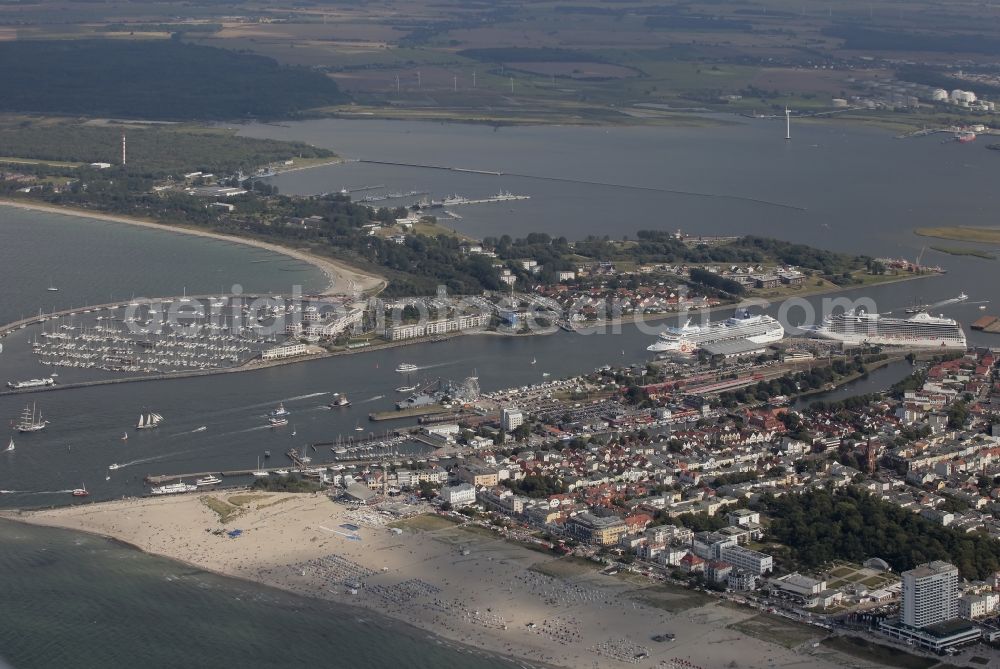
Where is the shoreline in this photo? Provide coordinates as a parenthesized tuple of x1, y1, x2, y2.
(0, 270, 944, 396)
(0, 512, 549, 669)
(0, 198, 387, 297)
(3, 494, 843, 669)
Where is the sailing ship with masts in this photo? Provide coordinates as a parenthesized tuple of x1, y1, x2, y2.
(16, 403, 48, 433)
(136, 409, 164, 430)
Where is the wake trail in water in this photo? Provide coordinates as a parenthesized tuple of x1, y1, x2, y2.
(361, 395, 384, 403)
(114, 446, 206, 469)
(11, 489, 76, 495)
(207, 392, 331, 417)
(172, 426, 209, 436)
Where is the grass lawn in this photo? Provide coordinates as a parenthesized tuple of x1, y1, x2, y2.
(627, 583, 716, 613)
(530, 556, 599, 579)
(729, 613, 822, 649)
(821, 636, 937, 669)
(200, 495, 240, 523)
(226, 493, 270, 507)
(387, 513, 460, 532)
(916, 226, 1000, 245)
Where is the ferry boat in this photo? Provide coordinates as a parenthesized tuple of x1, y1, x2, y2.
(15, 403, 48, 433)
(195, 475, 222, 486)
(647, 310, 784, 354)
(7, 377, 55, 390)
(395, 363, 418, 373)
(807, 310, 967, 348)
(328, 393, 351, 407)
(150, 482, 197, 495)
(268, 416, 289, 427)
(270, 402, 290, 418)
(136, 410, 163, 430)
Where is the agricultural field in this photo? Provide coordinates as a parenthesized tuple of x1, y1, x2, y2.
(0, 0, 998, 126)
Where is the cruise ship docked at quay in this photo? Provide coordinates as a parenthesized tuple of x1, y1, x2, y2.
(647, 309, 785, 354)
(808, 311, 967, 349)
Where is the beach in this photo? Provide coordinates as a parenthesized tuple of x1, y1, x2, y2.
(6, 494, 850, 669)
(0, 199, 386, 297)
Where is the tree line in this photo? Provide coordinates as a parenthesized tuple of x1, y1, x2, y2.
(762, 487, 1000, 580)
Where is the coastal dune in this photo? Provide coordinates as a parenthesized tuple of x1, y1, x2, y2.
(0, 200, 386, 297)
(9, 494, 845, 669)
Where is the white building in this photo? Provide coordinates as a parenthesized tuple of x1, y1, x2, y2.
(902, 561, 959, 628)
(425, 423, 461, 441)
(727, 509, 760, 527)
(720, 545, 773, 576)
(384, 313, 488, 341)
(502, 408, 524, 432)
(440, 483, 476, 507)
(959, 594, 989, 620)
(261, 342, 308, 361)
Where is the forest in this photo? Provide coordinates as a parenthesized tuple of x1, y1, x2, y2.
(0, 40, 346, 120)
(762, 488, 1000, 580)
(0, 123, 333, 177)
(491, 231, 869, 279)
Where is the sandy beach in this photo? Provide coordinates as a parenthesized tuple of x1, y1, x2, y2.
(0, 199, 386, 297)
(6, 493, 853, 669)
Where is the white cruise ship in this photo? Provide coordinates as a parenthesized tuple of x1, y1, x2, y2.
(647, 309, 784, 354)
(808, 311, 966, 348)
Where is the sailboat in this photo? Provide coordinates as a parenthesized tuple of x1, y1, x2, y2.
(71, 483, 89, 497)
(121, 433, 128, 441)
(530, 358, 537, 365)
(5, 438, 13, 452)
(291, 425, 297, 436)
(46, 277, 58, 292)
(252, 457, 269, 478)
(16, 403, 48, 433)
(136, 410, 163, 430)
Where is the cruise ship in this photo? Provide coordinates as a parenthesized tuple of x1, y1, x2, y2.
(647, 310, 785, 354)
(808, 311, 966, 348)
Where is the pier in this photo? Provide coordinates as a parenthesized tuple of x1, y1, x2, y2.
(359, 159, 502, 176)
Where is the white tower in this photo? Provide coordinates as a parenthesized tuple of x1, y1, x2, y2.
(784, 107, 791, 140)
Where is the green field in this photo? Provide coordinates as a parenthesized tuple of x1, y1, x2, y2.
(387, 513, 460, 532)
(821, 636, 937, 669)
(729, 613, 823, 649)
